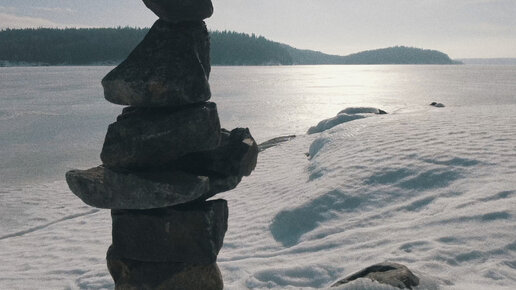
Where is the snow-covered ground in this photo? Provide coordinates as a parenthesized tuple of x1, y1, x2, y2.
(1, 102, 515, 289)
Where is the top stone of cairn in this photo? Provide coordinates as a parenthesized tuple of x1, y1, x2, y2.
(143, 0, 214, 23)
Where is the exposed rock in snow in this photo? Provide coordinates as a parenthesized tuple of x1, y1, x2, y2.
(258, 135, 297, 152)
(430, 102, 445, 108)
(331, 262, 419, 289)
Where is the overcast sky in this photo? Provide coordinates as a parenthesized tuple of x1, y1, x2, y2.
(1, 0, 515, 58)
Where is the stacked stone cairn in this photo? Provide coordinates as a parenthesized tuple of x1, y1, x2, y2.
(65, 0, 258, 289)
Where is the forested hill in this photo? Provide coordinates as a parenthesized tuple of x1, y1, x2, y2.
(0, 27, 458, 66)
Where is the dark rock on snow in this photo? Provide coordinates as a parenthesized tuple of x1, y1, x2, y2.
(111, 200, 228, 263)
(65, 166, 211, 210)
(101, 103, 220, 169)
(142, 0, 214, 23)
(331, 262, 419, 289)
(258, 135, 296, 152)
(102, 20, 211, 107)
(175, 128, 258, 177)
(430, 102, 445, 108)
(107, 246, 223, 290)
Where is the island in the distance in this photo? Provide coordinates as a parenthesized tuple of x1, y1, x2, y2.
(0, 28, 460, 66)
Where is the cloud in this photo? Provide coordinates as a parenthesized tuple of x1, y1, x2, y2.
(0, 13, 64, 29)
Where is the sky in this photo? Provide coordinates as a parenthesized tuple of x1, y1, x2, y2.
(0, 0, 515, 58)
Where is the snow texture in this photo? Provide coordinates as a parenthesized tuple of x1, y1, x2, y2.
(1, 104, 516, 289)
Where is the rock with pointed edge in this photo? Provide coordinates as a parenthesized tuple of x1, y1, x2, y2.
(111, 200, 228, 263)
(202, 174, 242, 201)
(101, 102, 220, 169)
(107, 246, 223, 290)
(142, 0, 214, 23)
(175, 128, 258, 177)
(102, 20, 211, 107)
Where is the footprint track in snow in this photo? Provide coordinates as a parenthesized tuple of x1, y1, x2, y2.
(0, 209, 100, 241)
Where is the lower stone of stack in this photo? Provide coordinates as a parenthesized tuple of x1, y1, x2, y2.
(107, 246, 223, 290)
(111, 199, 228, 263)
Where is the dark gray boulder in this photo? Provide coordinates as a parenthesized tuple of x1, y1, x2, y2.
(101, 102, 220, 169)
(107, 246, 223, 290)
(175, 128, 258, 177)
(111, 200, 228, 263)
(331, 262, 419, 289)
(65, 166, 211, 210)
(102, 20, 211, 107)
(142, 0, 214, 23)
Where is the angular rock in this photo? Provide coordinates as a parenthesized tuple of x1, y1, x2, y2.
(331, 262, 419, 289)
(378, 109, 388, 114)
(102, 20, 211, 107)
(65, 166, 211, 210)
(107, 246, 223, 290)
(111, 200, 228, 263)
(175, 128, 258, 177)
(193, 174, 242, 203)
(101, 102, 220, 169)
(142, 0, 214, 23)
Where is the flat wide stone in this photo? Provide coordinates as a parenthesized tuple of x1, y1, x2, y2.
(65, 166, 210, 210)
(102, 20, 211, 107)
(107, 246, 223, 290)
(142, 0, 214, 23)
(101, 103, 220, 169)
(111, 200, 228, 263)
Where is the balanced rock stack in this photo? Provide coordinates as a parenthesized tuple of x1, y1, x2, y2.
(65, 1, 258, 289)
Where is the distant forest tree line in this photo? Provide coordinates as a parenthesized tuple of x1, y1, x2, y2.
(0, 27, 458, 66)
